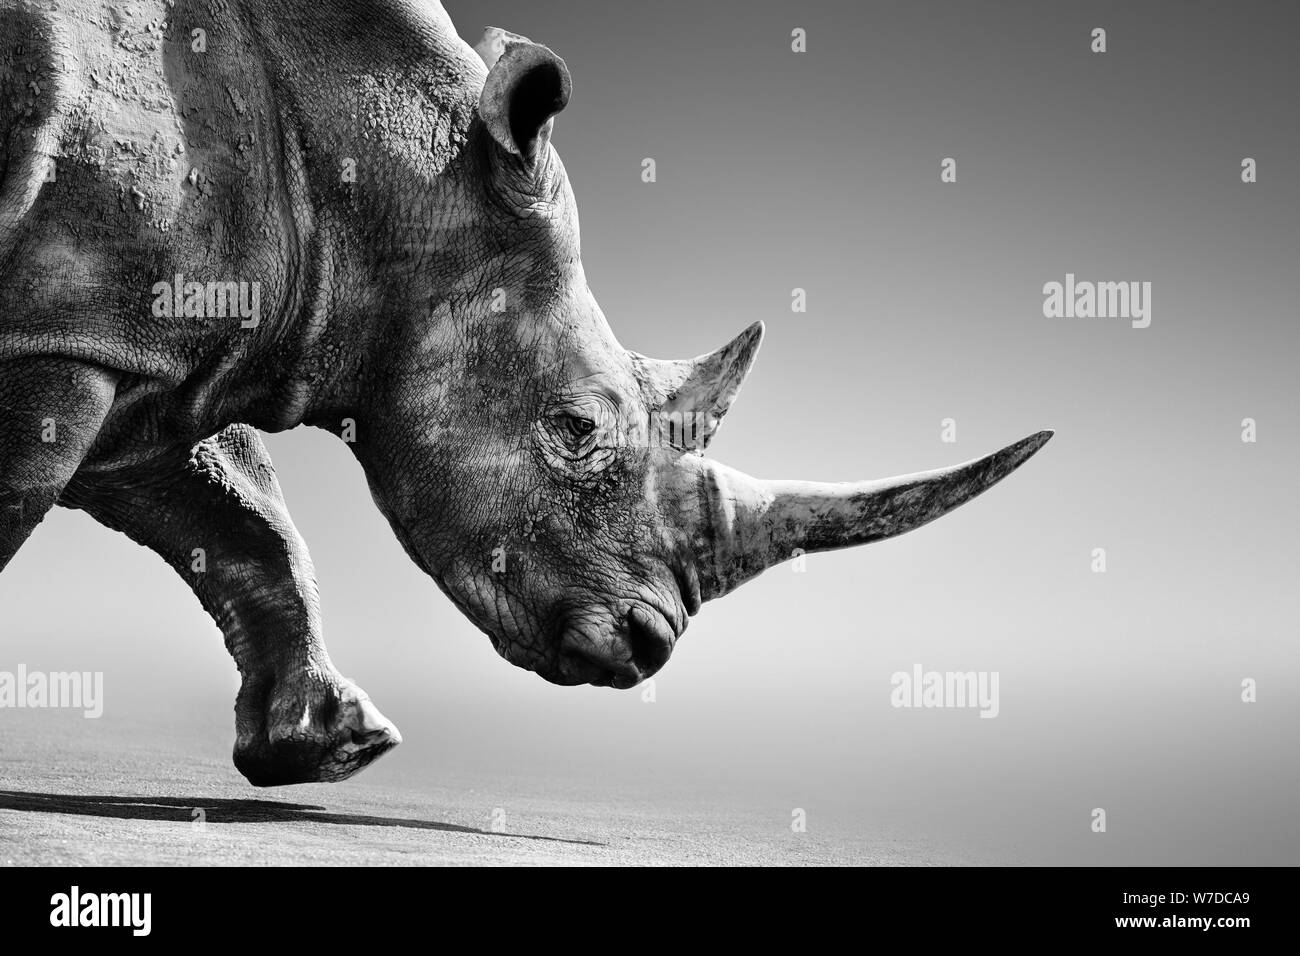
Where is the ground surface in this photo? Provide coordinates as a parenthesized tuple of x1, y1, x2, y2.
(0, 711, 965, 866)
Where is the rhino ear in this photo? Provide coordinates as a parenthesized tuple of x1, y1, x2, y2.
(632, 322, 765, 452)
(476, 27, 572, 165)
(473, 26, 526, 69)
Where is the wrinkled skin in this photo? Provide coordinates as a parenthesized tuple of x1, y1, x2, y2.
(354, 135, 698, 688)
(0, 0, 1051, 785)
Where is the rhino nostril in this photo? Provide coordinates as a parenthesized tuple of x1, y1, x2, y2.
(626, 605, 673, 677)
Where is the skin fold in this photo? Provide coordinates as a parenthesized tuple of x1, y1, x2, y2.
(0, 1, 1050, 785)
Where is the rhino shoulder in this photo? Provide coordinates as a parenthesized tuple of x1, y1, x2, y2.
(0, 0, 78, 262)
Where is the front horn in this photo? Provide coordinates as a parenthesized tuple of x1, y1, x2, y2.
(682, 431, 1054, 599)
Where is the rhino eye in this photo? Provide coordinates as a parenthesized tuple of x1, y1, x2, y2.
(535, 406, 614, 478)
(556, 413, 595, 440)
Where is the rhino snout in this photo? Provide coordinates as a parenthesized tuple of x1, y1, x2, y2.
(553, 603, 678, 688)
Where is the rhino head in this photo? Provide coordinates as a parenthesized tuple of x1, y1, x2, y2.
(350, 29, 1052, 689)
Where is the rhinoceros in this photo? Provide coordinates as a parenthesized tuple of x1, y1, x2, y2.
(0, 0, 1051, 785)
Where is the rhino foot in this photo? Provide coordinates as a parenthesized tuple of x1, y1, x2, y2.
(232, 670, 402, 786)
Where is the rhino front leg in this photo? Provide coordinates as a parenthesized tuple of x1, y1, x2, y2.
(0, 358, 117, 571)
(63, 424, 401, 786)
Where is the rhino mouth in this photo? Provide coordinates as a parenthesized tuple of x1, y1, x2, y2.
(432, 552, 691, 688)
(551, 600, 682, 688)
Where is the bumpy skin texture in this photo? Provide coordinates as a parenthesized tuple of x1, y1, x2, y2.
(0, 1, 1050, 785)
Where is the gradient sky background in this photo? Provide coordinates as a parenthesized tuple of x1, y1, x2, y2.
(2, 0, 1298, 863)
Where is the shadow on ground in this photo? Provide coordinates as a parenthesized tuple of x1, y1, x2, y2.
(0, 789, 602, 846)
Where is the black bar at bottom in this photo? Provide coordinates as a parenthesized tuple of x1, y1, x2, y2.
(0, 865, 1282, 942)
